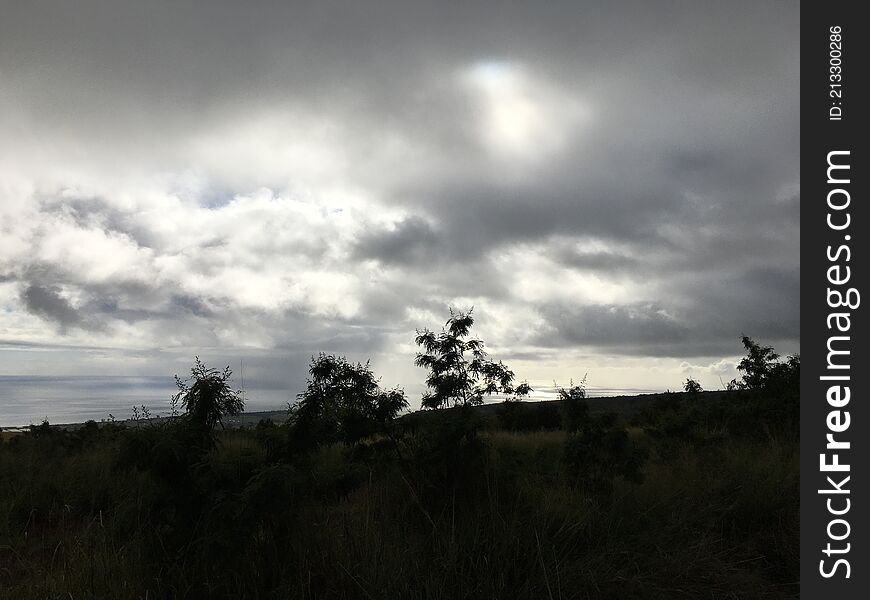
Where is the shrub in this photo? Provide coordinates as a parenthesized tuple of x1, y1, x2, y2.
(684, 378, 702, 395)
(557, 379, 647, 493)
(559, 377, 588, 432)
(288, 353, 408, 452)
(409, 404, 486, 505)
(563, 425, 646, 494)
(173, 357, 245, 433)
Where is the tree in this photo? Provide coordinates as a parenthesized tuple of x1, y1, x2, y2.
(721, 337, 801, 433)
(289, 353, 408, 449)
(683, 378, 702, 396)
(173, 357, 244, 431)
(414, 308, 529, 409)
(766, 353, 800, 393)
(735, 336, 779, 390)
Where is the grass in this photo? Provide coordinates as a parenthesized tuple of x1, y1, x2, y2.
(0, 396, 798, 599)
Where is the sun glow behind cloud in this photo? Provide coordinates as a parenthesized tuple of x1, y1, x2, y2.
(462, 61, 590, 161)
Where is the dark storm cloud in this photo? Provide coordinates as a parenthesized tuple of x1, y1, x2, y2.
(0, 0, 798, 168)
(21, 284, 85, 330)
(73, 291, 215, 324)
(689, 266, 801, 341)
(553, 247, 638, 273)
(0, 0, 799, 393)
(354, 217, 441, 266)
(536, 264, 800, 358)
(19, 275, 189, 332)
(538, 302, 689, 349)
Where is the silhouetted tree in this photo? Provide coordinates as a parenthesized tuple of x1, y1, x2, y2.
(289, 353, 407, 450)
(735, 336, 779, 390)
(414, 308, 529, 409)
(173, 357, 244, 431)
(731, 336, 800, 396)
(683, 378, 702, 397)
(29, 419, 53, 439)
(766, 353, 800, 393)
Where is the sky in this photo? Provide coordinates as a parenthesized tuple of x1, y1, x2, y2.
(0, 1, 799, 417)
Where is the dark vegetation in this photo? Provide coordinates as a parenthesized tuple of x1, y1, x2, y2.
(0, 312, 798, 599)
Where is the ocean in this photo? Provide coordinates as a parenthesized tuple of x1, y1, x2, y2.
(0, 376, 292, 427)
(0, 375, 660, 428)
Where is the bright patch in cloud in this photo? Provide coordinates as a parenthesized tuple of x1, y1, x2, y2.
(493, 242, 643, 306)
(463, 61, 589, 161)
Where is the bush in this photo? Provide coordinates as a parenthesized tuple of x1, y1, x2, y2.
(173, 357, 245, 446)
(557, 380, 647, 493)
(409, 404, 487, 504)
(287, 354, 408, 453)
(684, 377, 702, 396)
(559, 378, 588, 432)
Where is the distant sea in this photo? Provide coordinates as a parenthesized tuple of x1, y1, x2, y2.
(0, 376, 660, 428)
(0, 376, 292, 427)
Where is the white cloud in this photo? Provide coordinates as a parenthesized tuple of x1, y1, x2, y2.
(493, 242, 644, 305)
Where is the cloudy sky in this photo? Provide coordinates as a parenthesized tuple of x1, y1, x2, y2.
(0, 1, 799, 416)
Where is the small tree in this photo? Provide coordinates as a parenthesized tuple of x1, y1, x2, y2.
(290, 353, 408, 450)
(683, 378, 702, 396)
(414, 308, 528, 409)
(736, 336, 779, 390)
(173, 357, 244, 431)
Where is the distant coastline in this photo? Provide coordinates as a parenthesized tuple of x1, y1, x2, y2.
(0, 376, 663, 428)
(0, 389, 711, 432)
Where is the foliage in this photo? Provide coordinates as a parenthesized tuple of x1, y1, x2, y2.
(638, 339, 800, 444)
(173, 357, 244, 432)
(130, 404, 152, 423)
(765, 353, 800, 394)
(735, 336, 779, 389)
(733, 336, 799, 393)
(683, 377, 702, 395)
(557, 379, 647, 493)
(558, 375, 588, 432)
(408, 404, 487, 504)
(288, 353, 408, 451)
(496, 400, 561, 432)
(414, 308, 527, 409)
(727, 336, 800, 428)
(0, 414, 797, 599)
(563, 422, 646, 494)
(28, 419, 54, 439)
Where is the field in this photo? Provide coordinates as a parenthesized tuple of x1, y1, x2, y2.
(0, 389, 798, 600)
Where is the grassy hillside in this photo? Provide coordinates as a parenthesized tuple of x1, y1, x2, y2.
(0, 387, 797, 599)
(401, 390, 737, 429)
